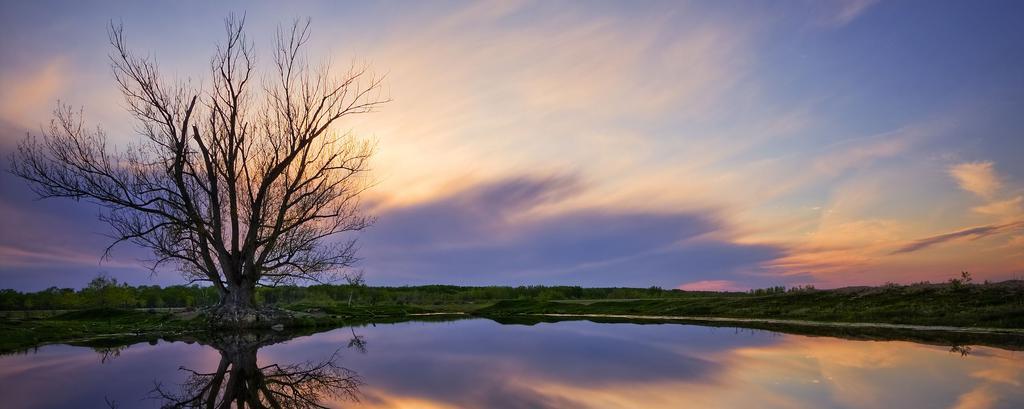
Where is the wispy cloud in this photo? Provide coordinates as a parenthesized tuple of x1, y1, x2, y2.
(347, 1, 757, 209)
(950, 161, 1002, 199)
(818, 0, 881, 27)
(361, 174, 784, 288)
(891, 221, 1024, 254)
(948, 160, 1022, 223)
(974, 196, 1024, 219)
(0, 57, 67, 128)
(677, 280, 743, 292)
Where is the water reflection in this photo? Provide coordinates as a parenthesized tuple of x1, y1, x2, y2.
(95, 345, 129, 364)
(347, 328, 368, 355)
(149, 333, 362, 408)
(950, 344, 973, 357)
(0, 319, 1022, 408)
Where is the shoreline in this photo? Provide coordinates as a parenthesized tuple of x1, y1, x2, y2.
(530, 313, 1024, 335)
(4, 310, 1024, 355)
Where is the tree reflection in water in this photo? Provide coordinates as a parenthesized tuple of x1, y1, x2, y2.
(347, 328, 367, 355)
(949, 344, 973, 357)
(95, 345, 129, 364)
(151, 332, 363, 408)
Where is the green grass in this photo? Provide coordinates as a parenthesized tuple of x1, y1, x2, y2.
(476, 282, 1024, 328)
(0, 303, 471, 354)
(4, 281, 1022, 354)
(0, 308, 198, 353)
(282, 302, 433, 317)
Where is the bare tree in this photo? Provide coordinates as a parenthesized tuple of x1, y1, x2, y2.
(343, 270, 364, 306)
(10, 15, 388, 326)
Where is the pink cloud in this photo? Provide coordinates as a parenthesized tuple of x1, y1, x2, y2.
(677, 280, 742, 292)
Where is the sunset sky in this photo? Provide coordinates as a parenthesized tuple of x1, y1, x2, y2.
(1, 0, 1023, 291)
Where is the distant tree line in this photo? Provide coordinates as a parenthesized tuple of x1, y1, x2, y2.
(0, 274, 742, 310)
(3, 272, 1005, 311)
(748, 284, 817, 295)
(0, 274, 221, 310)
(21, 271, 951, 312)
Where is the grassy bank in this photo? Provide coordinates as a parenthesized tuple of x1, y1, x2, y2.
(0, 304, 460, 354)
(3, 280, 1023, 353)
(476, 281, 1024, 328)
(0, 308, 198, 353)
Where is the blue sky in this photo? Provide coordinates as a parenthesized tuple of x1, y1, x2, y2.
(1, 0, 1023, 291)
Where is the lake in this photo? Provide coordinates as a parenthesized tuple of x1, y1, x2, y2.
(1, 318, 1022, 408)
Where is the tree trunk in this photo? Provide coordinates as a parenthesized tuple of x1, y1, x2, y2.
(205, 264, 293, 328)
(208, 279, 281, 328)
(220, 283, 256, 311)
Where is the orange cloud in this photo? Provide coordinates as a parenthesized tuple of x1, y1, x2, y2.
(973, 196, 1023, 221)
(677, 280, 742, 291)
(0, 57, 67, 129)
(337, 2, 756, 212)
(950, 161, 1002, 199)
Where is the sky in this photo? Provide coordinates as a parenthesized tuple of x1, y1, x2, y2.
(1, 0, 1023, 291)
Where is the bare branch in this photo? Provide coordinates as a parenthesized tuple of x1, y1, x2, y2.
(10, 16, 386, 313)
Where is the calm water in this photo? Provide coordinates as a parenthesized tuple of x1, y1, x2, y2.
(1, 319, 1022, 408)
